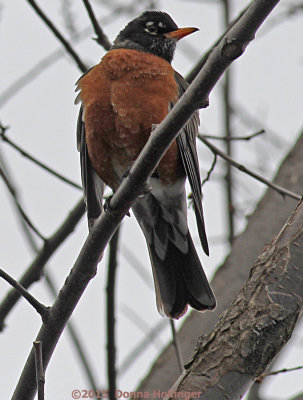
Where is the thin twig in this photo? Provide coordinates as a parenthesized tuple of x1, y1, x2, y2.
(34, 341, 45, 400)
(198, 134, 301, 201)
(256, 365, 303, 382)
(0, 198, 85, 331)
(61, 0, 79, 39)
(106, 228, 121, 400)
(221, 0, 234, 245)
(0, 1, 146, 107)
(230, 102, 288, 149)
(169, 320, 184, 373)
(0, 125, 82, 190)
(118, 318, 167, 376)
(202, 129, 265, 141)
(120, 244, 153, 289)
(0, 269, 48, 319)
(186, 2, 251, 83)
(0, 166, 46, 241)
(0, 150, 99, 391)
(44, 273, 100, 390)
(25, 0, 87, 72)
(259, 3, 303, 36)
(202, 154, 217, 187)
(82, 0, 112, 50)
(121, 304, 163, 347)
(0, 148, 38, 248)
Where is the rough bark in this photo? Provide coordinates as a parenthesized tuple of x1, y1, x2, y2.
(169, 198, 303, 398)
(138, 131, 303, 393)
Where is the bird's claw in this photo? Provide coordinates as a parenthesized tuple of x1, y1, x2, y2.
(104, 194, 130, 217)
(138, 180, 152, 198)
(103, 195, 113, 214)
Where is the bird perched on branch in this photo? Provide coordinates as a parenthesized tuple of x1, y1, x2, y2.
(76, 11, 216, 319)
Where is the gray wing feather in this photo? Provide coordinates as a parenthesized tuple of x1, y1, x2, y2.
(77, 106, 104, 230)
(174, 71, 209, 256)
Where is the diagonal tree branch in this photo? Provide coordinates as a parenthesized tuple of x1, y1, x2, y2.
(202, 129, 265, 141)
(0, 166, 46, 240)
(0, 1, 148, 107)
(118, 318, 167, 377)
(0, 125, 82, 190)
(0, 269, 48, 319)
(81, 0, 112, 50)
(106, 227, 121, 400)
(0, 198, 85, 330)
(198, 134, 301, 200)
(186, 2, 251, 83)
(11, 1, 280, 398)
(221, 0, 235, 245)
(169, 199, 303, 399)
(170, 320, 184, 374)
(33, 341, 45, 400)
(25, 0, 87, 72)
(137, 129, 303, 397)
(0, 150, 99, 390)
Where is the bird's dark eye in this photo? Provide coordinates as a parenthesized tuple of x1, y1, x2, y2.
(145, 22, 158, 35)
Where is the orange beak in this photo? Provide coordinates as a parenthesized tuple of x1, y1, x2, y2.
(164, 27, 199, 41)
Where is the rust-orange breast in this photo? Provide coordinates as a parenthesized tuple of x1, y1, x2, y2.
(77, 49, 183, 189)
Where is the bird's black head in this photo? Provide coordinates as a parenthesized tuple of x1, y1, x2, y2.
(112, 11, 198, 63)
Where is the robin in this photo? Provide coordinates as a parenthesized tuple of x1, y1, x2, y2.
(76, 11, 216, 319)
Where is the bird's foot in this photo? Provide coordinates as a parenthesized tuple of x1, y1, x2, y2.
(122, 166, 151, 199)
(104, 194, 130, 217)
(151, 123, 159, 133)
(138, 180, 152, 198)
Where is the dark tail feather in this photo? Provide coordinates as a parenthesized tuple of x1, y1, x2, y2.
(148, 233, 216, 319)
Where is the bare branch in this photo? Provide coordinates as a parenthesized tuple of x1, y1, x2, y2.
(221, 0, 234, 245)
(169, 320, 184, 374)
(170, 199, 303, 398)
(186, 2, 251, 83)
(260, 2, 303, 36)
(138, 129, 303, 397)
(202, 129, 265, 141)
(0, 166, 46, 241)
(121, 304, 161, 341)
(256, 365, 303, 381)
(0, 151, 99, 389)
(120, 244, 153, 289)
(118, 318, 167, 376)
(0, 124, 82, 190)
(82, 0, 112, 50)
(25, 0, 87, 72)
(60, 0, 79, 39)
(34, 341, 45, 400)
(0, 2, 149, 107)
(44, 273, 100, 390)
(230, 102, 288, 149)
(201, 154, 217, 188)
(0, 198, 85, 330)
(106, 228, 120, 400)
(198, 134, 301, 201)
(0, 269, 48, 319)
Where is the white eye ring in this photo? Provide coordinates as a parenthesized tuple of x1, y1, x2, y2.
(145, 23, 158, 35)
